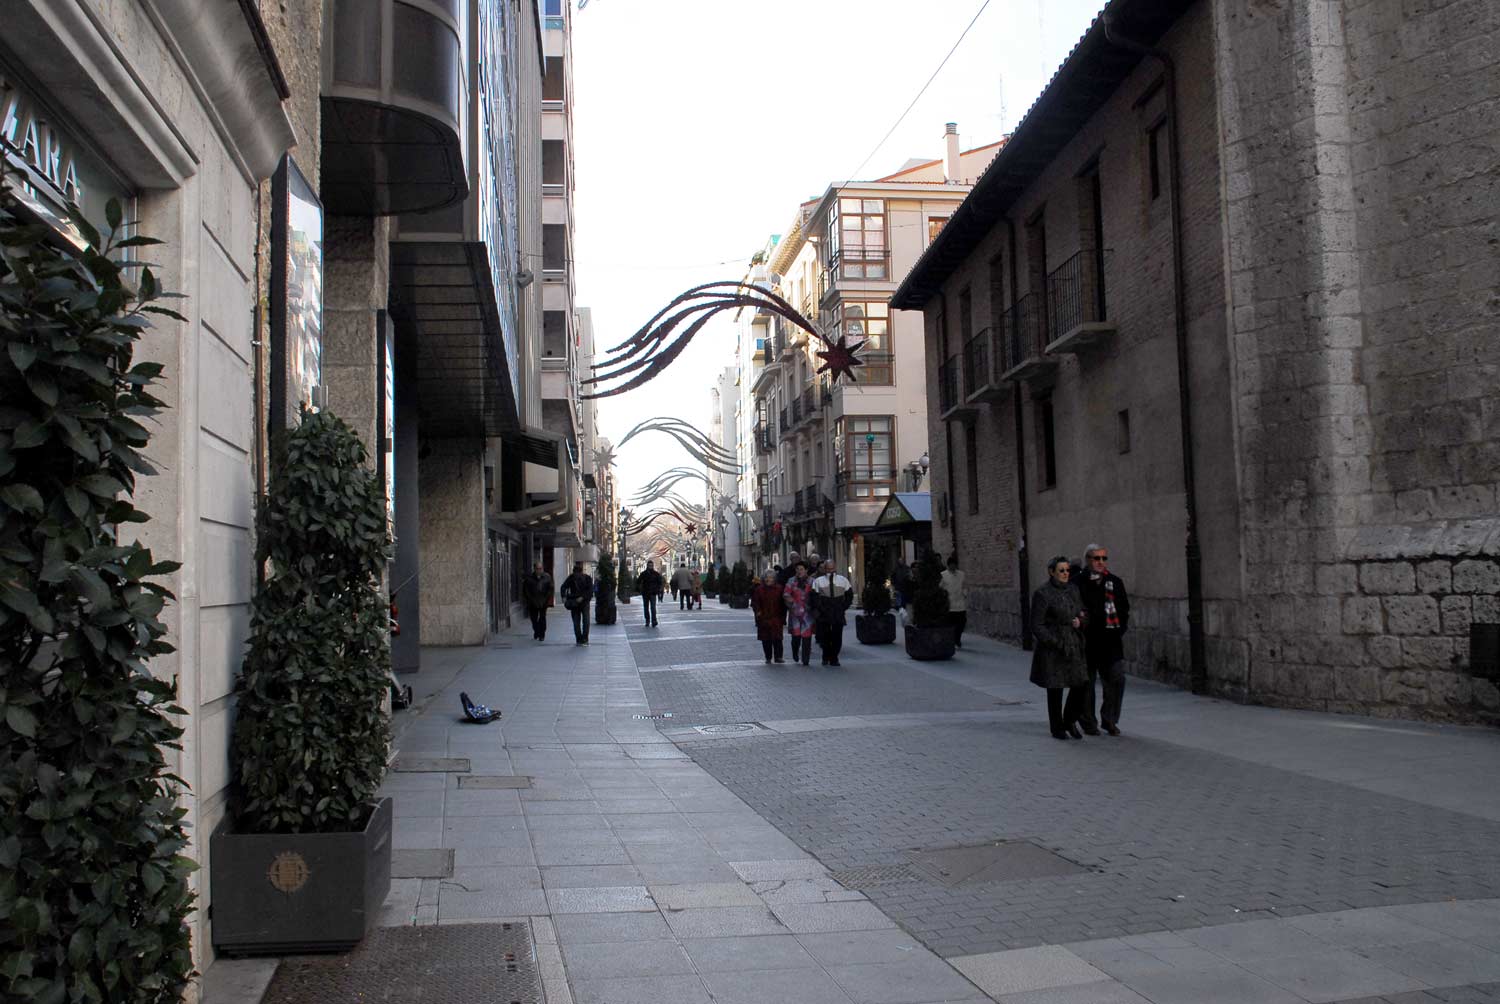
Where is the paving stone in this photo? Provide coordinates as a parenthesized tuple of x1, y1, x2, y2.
(569, 973, 712, 1004)
(950, 946, 1110, 997)
(1364, 940, 1500, 986)
(680, 935, 820, 972)
(553, 911, 673, 945)
(661, 906, 788, 938)
(1119, 963, 1304, 1004)
(730, 859, 830, 882)
(993, 982, 1151, 1003)
(769, 901, 898, 934)
(559, 939, 695, 980)
(650, 883, 763, 909)
(545, 885, 655, 914)
(434, 885, 548, 921)
(825, 959, 985, 1004)
(1235, 949, 1426, 1002)
(700, 967, 856, 1004)
(541, 865, 643, 888)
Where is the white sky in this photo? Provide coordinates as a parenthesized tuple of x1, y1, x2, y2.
(570, 0, 1109, 507)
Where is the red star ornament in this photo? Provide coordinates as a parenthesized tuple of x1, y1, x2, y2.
(815, 334, 866, 383)
(685, 524, 697, 535)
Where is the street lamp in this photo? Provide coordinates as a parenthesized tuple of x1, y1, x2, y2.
(905, 452, 930, 492)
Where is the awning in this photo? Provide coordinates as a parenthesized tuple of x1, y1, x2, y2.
(874, 492, 932, 528)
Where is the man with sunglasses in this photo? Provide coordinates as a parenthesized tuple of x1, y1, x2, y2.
(1078, 543, 1131, 736)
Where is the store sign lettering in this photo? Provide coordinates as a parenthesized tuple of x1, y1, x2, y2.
(1, 75, 86, 208)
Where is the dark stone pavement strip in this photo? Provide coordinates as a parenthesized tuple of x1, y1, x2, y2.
(1332, 986, 1500, 1002)
(677, 722, 1500, 959)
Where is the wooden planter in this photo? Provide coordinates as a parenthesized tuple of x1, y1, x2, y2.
(855, 613, 896, 645)
(903, 623, 956, 661)
(595, 591, 617, 625)
(210, 797, 393, 955)
(728, 594, 751, 609)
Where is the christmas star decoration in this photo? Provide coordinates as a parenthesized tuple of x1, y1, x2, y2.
(815, 333, 866, 383)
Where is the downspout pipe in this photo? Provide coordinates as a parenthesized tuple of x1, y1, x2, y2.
(1008, 218, 1033, 650)
(1102, 12, 1208, 694)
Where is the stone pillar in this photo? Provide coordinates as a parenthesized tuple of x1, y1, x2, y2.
(321, 214, 390, 451)
(418, 438, 489, 645)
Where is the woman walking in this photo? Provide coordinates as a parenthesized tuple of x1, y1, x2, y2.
(782, 561, 816, 666)
(751, 569, 786, 663)
(689, 568, 703, 610)
(1029, 555, 1090, 739)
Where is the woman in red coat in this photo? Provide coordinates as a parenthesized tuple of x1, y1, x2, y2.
(750, 569, 786, 664)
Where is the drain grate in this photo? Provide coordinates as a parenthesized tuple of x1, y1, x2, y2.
(909, 841, 1088, 887)
(392, 756, 471, 773)
(391, 848, 455, 879)
(458, 775, 532, 789)
(692, 722, 769, 736)
(263, 921, 539, 1004)
(829, 864, 925, 887)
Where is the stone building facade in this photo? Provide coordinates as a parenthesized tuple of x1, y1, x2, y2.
(893, 0, 1499, 723)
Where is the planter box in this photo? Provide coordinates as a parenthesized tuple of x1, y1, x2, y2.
(728, 594, 750, 609)
(904, 623, 956, 661)
(211, 797, 392, 955)
(855, 613, 896, 645)
(719, 594, 730, 605)
(595, 593, 617, 625)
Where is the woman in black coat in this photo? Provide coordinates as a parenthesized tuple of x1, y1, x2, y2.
(1029, 555, 1091, 740)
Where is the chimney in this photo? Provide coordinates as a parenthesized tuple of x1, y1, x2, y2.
(943, 123, 961, 183)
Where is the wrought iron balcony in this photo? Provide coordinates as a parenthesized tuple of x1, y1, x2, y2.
(964, 326, 1006, 403)
(779, 406, 792, 440)
(791, 395, 804, 426)
(938, 354, 975, 420)
(999, 291, 1057, 383)
(1045, 249, 1116, 354)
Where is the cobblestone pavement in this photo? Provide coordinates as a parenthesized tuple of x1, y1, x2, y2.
(626, 609, 1500, 1001)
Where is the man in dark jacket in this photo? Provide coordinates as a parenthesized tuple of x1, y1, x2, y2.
(559, 562, 594, 645)
(1077, 542, 1130, 736)
(811, 560, 855, 667)
(521, 562, 553, 641)
(636, 561, 664, 627)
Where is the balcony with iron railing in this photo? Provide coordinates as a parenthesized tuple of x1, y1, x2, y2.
(801, 386, 820, 424)
(938, 354, 975, 420)
(1045, 249, 1115, 354)
(963, 326, 1005, 403)
(754, 422, 773, 454)
(791, 395, 804, 427)
(999, 291, 1056, 383)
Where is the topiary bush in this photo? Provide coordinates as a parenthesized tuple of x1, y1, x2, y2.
(0, 186, 196, 1003)
(909, 549, 951, 627)
(861, 575, 892, 616)
(703, 564, 717, 594)
(596, 552, 616, 597)
(730, 560, 752, 597)
(230, 408, 392, 835)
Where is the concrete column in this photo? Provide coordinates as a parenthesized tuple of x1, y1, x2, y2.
(391, 322, 422, 672)
(418, 438, 489, 645)
(322, 214, 390, 451)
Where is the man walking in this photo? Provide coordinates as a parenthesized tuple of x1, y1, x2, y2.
(811, 560, 854, 667)
(521, 562, 553, 641)
(672, 563, 694, 610)
(559, 561, 594, 645)
(636, 560, 664, 627)
(1078, 543, 1130, 735)
(940, 555, 967, 648)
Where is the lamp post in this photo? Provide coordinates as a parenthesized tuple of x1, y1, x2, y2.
(905, 451, 930, 492)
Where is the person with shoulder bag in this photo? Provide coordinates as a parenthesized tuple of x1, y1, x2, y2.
(559, 562, 593, 645)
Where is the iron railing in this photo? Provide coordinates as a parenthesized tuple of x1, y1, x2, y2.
(801, 386, 819, 421)
(820, 379, 832, 404)
(779, 406, 791, 439)
(1046, 249, 1111, 338)
(1001, 292, 1047, 371)
(939, 355, 961, 412)
(963, 327, 992, 397)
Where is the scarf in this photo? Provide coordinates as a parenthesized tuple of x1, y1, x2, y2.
(1092, 571, 1121, 630)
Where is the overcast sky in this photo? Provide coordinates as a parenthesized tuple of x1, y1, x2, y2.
(570, 0, 1110, 507)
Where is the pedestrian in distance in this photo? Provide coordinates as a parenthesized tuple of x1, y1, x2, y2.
(672, 563, 694, 609)
(670, 562, 680, 602)
(777, 552, 801, 587)
(782, 561, 816, 666)
(521, 562, 553, 641)
(751, 569, 787, 664)
(560, 561, 594, 645)
(940, 554, 967, 649)
(635, 560, 664, 627)
(811, 560, 854, 666)
(689, 567, 702, 609)
(1029, 555, 1090, 740)
(891, 556, 912, 620)
(1078, 543, 1130, 736)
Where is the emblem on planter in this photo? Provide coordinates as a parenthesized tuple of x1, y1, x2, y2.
(268, 851, 311, 894)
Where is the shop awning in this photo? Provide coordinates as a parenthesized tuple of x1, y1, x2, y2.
(874, 492, 932, 528)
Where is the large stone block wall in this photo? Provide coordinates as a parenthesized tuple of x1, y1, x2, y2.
(418, 439, 490, 645)
(1216, 0, 1499, 722)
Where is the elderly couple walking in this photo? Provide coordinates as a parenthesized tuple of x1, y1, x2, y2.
(1029, 544, 1131, 740)
(750, 558, 853, 667)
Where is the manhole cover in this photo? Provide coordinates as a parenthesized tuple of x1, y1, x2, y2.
(392, 757, 471, 773)
(263, 921, 539, 1003)
(830, 864, 924, 887)
(458, 775, 533, 789)
(909, 841, 1087, 887)
(694, 723, 763, 735)
(392, 848, 454, 879)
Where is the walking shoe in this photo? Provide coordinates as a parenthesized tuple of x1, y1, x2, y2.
(1104, 724, 1121, 736)
(1082, 726, 1101, 737)
(828, 659, 840, 667)
(1051, 730, 1071, 740)
(1068, 723, 1085, 739)
(774, 658, 785, 664)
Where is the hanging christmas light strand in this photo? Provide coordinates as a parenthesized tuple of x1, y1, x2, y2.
(583, 281, 866, 400)
(615, 417, 739, 475)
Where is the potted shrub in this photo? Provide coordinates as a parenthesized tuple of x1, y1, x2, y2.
(728, 560, 752, 608)
(856, 576, 897, 645)
(595, 552, 618, 625)
(213, 408, 394, 954)
(718, 564, 732, 603)
(904, 549, 956, 660)
(618, 560, 633, 604)
(0, 193, 197, 1003)
(703, 564, 718, 598)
